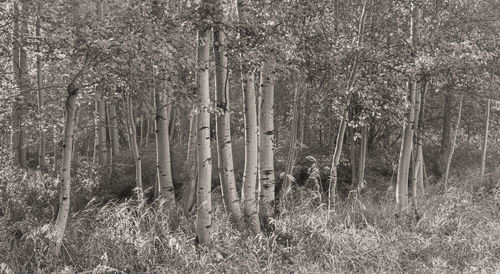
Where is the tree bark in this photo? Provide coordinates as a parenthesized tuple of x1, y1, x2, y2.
(440, 91, 453, 177)
(195, 26, 212, 245)
(259, 60, 276, 231)
(283, 84, 301, 205)
(213, 1, 242, 222)
(95, 89, 108, 165)
(53, 0, 82, 252)
(182, 107, 198, 214)
(95, 2, 108, 166)
(154, 86, 176, 208)
(108, 101, 120, 158)
(241, 71, 261, 233)
(54, 83, 79, 257)
(396, 81, 415, 211)
(36, 2, 47, 171)
(237, 0, 260, 234)
(443, 93, 464, 189)
(328, 0, 369, 204)
(11, 1, 21, 167)
(127, 93, 144, 201)
(357, 125, 368, 189)
(480, 99, 490, 185)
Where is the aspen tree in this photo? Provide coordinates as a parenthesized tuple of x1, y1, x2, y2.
(195, 11, 212, 244)
(237, 0, 260, 233)
(36, 2, 47, 171)
(443, 93, 464, 189)
(329, 0, 369, 204)
(182, 35, 199, 214)
(214, 0, 241, 222)
(480, 99, 490, 185)
(95, 1, 108, 166)
(182, 107, 198, 214)
(396, 1, 420, 211)
(54, 0, 80, 256)
(154, 84, 176, 207)
(127, 93, 144, 201)
(283, 84, 301, 199)
(11, 1, 21, 167)
(259, 60, 276, 230)
(108, 101, 120, 158)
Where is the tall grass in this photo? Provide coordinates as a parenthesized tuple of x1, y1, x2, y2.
(1, 163, 500, 273)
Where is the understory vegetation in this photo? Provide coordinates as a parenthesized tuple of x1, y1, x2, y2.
(2, 148, 500, 273)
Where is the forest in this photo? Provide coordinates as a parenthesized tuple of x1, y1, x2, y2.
(0, 0, 499, 272)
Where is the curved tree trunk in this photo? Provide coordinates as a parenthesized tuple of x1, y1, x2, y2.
(213, 1, 241, 222)
(195, 26, 212, 245)
(54, 83, 79, 257)
(154, 86, 176, 208)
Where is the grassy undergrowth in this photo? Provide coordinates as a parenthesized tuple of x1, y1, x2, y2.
(1, 168, 500, 273)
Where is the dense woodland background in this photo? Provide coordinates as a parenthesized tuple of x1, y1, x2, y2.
(1, 0, 500, 272)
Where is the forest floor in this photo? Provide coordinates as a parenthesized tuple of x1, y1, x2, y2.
(1, 167, 500, 273)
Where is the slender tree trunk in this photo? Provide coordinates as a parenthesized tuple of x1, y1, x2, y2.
(301, 87, 312, 148)
(11, 1, 21, 167)
(409, 83, 421, 203)
(154, 86, 176, 208)
(36, 2, 47, 171)
(95, 2, 107, 166)
(54, 82, 79, 257)
(396, 1, 420, 211)
(53, 123, 59, 173)
(328, 0, 369, 205)
(350, 125, 359, 187)
(329, 110, 348, 205)
(357, 125, 368, 189)
(283, 84, 301, 204)
(145, 117, 150, 148)
(18, 0, 28, 167)
(195, 26, 212, 245)
(440, 91, 453, 177)
(53, 0, 82, 253)
(96, 89, 108, 165)
(213, 4, 242, 222)
(108, 101, 120, 158)
(105, 105, 113, 166)
(127, 93, 143, 201)
(480, 99, 490, 185)
(183, 107, 198, 214)
(414, 80, 427, 204)
(396, 82, 415, 211)
(443, 93, 464, 189)
(241, 71, 261, 233)
(237, 0, 260, 234)
(259, 60, 275, 231)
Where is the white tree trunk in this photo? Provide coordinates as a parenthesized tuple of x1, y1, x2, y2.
(258, 60, 275, 230)
(195, 26, 212, 245)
